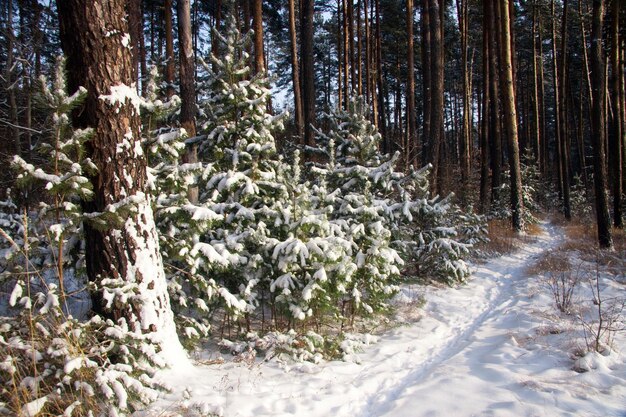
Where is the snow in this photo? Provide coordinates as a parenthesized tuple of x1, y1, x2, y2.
(139, 223, 626, 417)
(100, 83, 142, 114)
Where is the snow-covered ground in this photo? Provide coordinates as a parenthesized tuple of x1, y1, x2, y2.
(139, 223, 626, 417)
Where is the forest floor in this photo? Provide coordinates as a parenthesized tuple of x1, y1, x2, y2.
(138, 222, 626, 417)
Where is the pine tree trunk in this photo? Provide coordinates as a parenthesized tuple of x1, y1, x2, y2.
(406, 0, 416, 167)
(590, 0, 613, 248)
(177, 0, 198, 202)
(497, 0, 524, 232)
(288, 0, 304, 139)
(532, 1, 541, 166)
(5, 0, 21, 159)
(301, 0, 316, 147)
(375, 0, 386, 142)
(127, 0, 142, 90)
(428, 0, 444, 194)
(252, 0, 265, 75)
(480, 0, 491, 213)
(558, 0, 572, 220)
(457, 0, 471, 202)
(57, 0, 184, 358)
(488, 0, 502, 207)
(164, 0, 175, 98)
(421, 0, 431, 166)
(609, 0, 623, 228)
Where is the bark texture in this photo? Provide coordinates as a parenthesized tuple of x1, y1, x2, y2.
(56, 0, 183, 357)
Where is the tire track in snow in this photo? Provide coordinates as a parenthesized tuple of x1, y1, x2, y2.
(356, 223, 563, 417)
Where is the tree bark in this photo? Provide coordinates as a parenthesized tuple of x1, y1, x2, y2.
(497, 0, 524, 232)
(164, 0, 175, 98)
(126, 0, 142, 91)
(177, 0, 198, 202)
(421, 0, 431, 166)
(558, 0, 572, 220)
(288, 0, 304, 139)
(590, 0, 613, 248)
(609, 0, 623, 228)
(301, 0, 316, 147)
(57, 0, 183, 357)
(457, 0, 471, 202)
(252, 0, 265, 75)
(428, 0, 444, 194)
(488, 0, 502, 207)
(480, 0, 491, 213)
(406, 0, 416, 167)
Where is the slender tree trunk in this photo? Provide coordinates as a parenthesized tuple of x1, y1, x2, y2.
(551, 0, 563, 199)
(538, 13, 548, 176)
(421, 0, 431, 166)
(590, 0, 613, 248)
(5, 0, 21, 158)
(488, 0, 502, 207)
(609, 0, 623, 227)
(252, 0, 265, 75)
(178, 0, 198, 202)
(288, 0, 304, 139)
(338, 0, 344, 109)
(406, 0, 416, 167)
(558, 0, 572, 219)
(357, 0, 363, 96)
(532, 1, 541, 165)
(212, 0, 223, 61)
(348, 0, 356, 93)
(164, 0, 175, 98)
(498, 0, 524, 232)
(301, 0, 316, 147)
(457, 0, 471, 201)
(429, 0, 444, 194)
(57, 0, 184, 358)
(480, 3, 491, 213)
(375, 0, 386, 142)
(127, 0, 141, 89)
(364, 0, 371, 105)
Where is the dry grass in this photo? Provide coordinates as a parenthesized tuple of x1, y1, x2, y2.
(478, 219, 540, 256)
(527, 252, 571, 277)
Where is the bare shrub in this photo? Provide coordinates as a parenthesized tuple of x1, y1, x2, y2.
(578, 262, 626, 353)
(544, 269, 582, 314)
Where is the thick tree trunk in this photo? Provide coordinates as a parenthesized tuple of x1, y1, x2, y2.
(498, 0, 524, 232)
(57, 0, 184, 358)
(288, 0, 304, 139)
(590, 0, 613, 248)
(301, 0, 316, 147)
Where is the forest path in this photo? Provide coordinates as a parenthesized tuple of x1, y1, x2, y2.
(353, 222, 564, 417)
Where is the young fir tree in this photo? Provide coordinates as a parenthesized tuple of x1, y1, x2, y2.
(142, 66, 222, 345)
(195, 15, 288, 322)
(317, 98, 403, 315)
